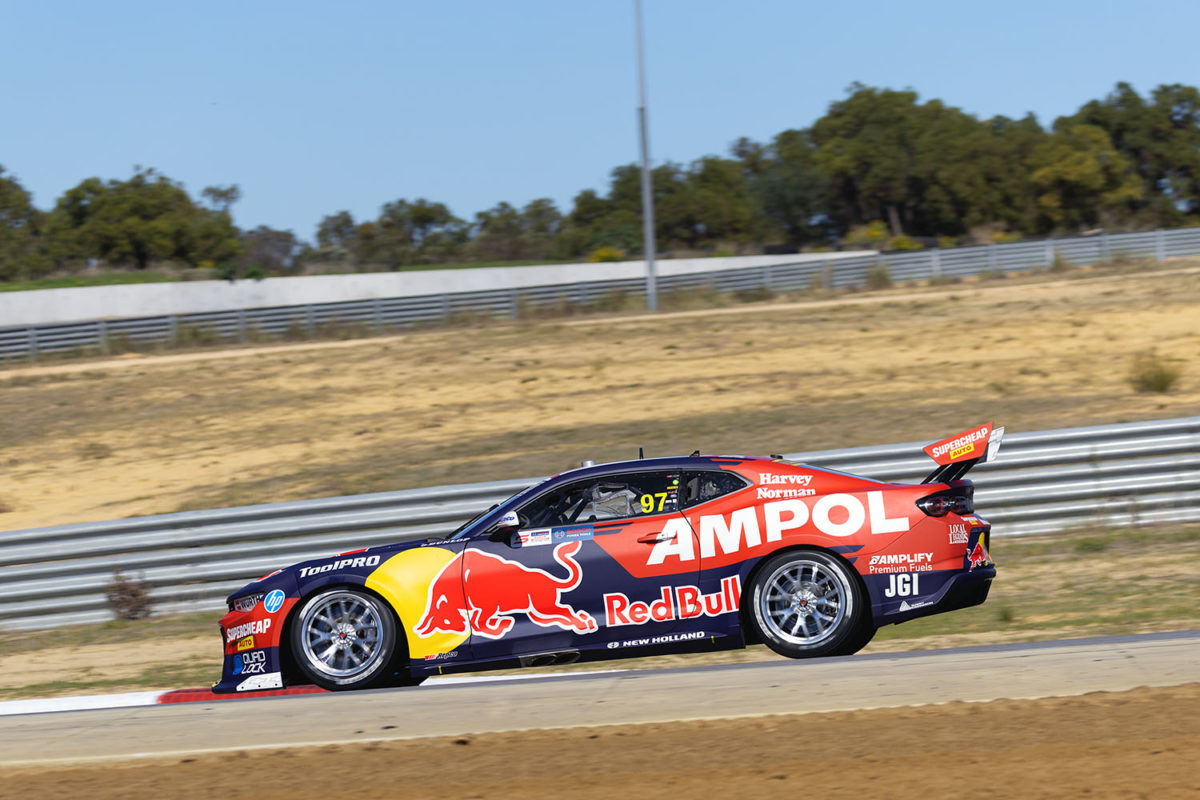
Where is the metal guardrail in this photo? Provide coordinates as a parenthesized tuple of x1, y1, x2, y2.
(4, 227, 1200, 361)
(2, 416, 1197, 630)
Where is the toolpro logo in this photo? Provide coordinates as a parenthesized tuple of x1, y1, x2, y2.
(298, 554, 380, 578)
(414, 541, 597, 640)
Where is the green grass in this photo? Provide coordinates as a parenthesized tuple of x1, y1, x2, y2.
(0, 271, 180, 293)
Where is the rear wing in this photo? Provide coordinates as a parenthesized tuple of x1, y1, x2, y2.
(921, 422, 1005, 484)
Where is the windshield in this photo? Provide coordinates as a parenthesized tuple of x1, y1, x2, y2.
(445, 483, 537, 540)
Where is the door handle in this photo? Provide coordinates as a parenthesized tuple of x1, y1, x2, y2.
(637, 532, 673, 544)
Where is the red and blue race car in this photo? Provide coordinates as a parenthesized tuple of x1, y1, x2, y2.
(214, 423, 1002, 692)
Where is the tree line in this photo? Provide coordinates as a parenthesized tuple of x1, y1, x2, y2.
(3, 81, 1199, 282)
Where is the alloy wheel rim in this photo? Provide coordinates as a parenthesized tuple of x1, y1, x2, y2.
(299, 592, 386, 678)
(758, 558, 849, 646)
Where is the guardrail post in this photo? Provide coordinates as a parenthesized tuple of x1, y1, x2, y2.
(27, 327, 38, 360)
(168, 315, 178, 344)
(97, 320, 108, 353)
(1102, 233, 1112, 263)
(930, 249, 942, 280)
(988, 242, 998, 272)
(372, 298, 384, 329)
(305, 306, 316, 338)
(237, 308, 248, 343)
(1045, 243, 1054, 268)
(1156, 229, 1167, 262)
(509, 289, 519, 320)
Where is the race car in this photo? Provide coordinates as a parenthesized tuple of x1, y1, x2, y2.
(214, 423, 1002, 692)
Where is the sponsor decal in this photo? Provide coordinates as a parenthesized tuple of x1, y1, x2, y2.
(968, 541, 992, 570)
(232, 649, 267, 676)
(298, 554, 381, 578)
(517, 529, 553, 547)
(235, 672, 283, 692)
(898, 599, 933, 612)
(962, 515, 986, 527)
(604, 576, 741, 628)
(949, 524, 969, 544)
(758, 473, 814, 486)
(607, 630, 708, 649)
(414, 541, 597, 640)
(867, 552, 934, 574)
(756, 486, 816, 500)
(882, 572, 921, 598)
(924, 423, 993, 464)
(235, 635, 255, 651)
(647, 492, 910, 566)
(517, 524, 593, 548)
(552, 524, 594, 543)
(263, 589, 286, 614)
(226, 618, 272, 643)
(423, 650, 459, 661)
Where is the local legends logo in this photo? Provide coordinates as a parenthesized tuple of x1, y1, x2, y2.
(647, 492, 911, 566)
(604, 577, 741, 627)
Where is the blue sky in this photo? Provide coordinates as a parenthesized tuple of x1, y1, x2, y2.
(2, 1, 1198, 242)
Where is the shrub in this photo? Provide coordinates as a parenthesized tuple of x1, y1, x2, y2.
(1128, 351, 1181, 393)
(588, 246, 627, 263)
(887, 234, 924, 251)
(937, 235, 959, 249)
(843, 220, 889, 250)
(865, 264, 893, 290)
(105, 570, 152, 620)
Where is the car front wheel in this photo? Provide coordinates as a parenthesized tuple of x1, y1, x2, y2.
(748, 549, 866, 659)
(291, 588, 399, 690)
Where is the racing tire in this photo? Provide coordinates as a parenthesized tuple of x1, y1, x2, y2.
(290, 588, 400, 691)
(748, 549, 867, 659)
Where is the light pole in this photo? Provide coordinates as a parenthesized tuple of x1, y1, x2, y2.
(634, 0, 657, 311)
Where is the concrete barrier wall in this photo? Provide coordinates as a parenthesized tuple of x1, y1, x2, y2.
(0, 253, 864, 327)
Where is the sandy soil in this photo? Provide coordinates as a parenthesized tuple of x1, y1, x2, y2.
(2, 261, 1198, 531)
(5, 683, 1198, 798)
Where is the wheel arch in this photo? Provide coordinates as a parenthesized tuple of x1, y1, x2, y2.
(737, 543, 870, 646)
(281, 580, 411, 687)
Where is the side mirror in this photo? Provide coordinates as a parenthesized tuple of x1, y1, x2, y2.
(495, 510, 520, 530)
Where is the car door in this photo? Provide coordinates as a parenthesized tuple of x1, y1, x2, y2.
(463, 470, 700, 660)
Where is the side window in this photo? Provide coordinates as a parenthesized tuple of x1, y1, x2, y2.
(681, 470, 749, 508)
(518, 472, 682, 526)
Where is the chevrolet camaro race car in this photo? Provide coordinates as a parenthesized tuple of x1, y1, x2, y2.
(214, 423, 1003, 693)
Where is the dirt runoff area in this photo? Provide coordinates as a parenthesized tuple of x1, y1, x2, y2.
(3, 261, 1200, 531)
(5, 684, 1199, 799)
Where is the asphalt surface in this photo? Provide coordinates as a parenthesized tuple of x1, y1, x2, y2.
(3, 631, 1198, 767)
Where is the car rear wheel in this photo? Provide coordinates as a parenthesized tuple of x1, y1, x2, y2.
(291, 588, 399, 690)
(748, 549, 866, 659)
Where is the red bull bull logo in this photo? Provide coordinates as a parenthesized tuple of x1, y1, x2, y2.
(414, 541, 598, 640)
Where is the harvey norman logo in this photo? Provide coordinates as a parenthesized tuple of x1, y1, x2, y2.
(648, 491, 909, 565)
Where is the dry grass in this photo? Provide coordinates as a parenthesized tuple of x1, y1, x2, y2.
(1, 260, 1199, 531)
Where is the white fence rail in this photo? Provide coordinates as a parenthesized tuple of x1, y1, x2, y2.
(2, 416, 1197, 630)
(4, 226, 1200, 361)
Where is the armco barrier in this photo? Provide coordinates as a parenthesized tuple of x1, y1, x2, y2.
(4, 226, 1200, 361)
(1, 416, 1196, 630)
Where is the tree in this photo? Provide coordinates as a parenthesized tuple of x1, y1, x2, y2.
(232, 226, 299, 278)
(1029, 124, 1141, 232)
(0, 166, 49, 280)
(44, 168, 241, 270)
(1064, 82, 1200, 226)
(739, 130, 831, 245)
(201, 184, 241, 214)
